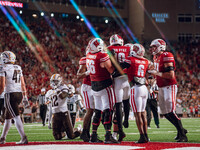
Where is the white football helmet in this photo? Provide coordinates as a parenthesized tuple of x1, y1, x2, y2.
(50, 74, 62, 89)
(89, 38, 104, 53)
(129, 43, 145, 58)
(150, 39, 166, 55)
(124, 43, 134, 48)
(1, 51, 16, 64)
(110, 34, 124, 46)
(67, 84, 75, 95)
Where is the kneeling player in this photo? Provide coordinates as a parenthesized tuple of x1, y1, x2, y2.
(46, 74, 81, 140)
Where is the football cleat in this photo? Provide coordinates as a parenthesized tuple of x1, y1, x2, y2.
(90, 133, 103, 143)
(118, 131, 126, 142)
(177, 135, 188, 142)
(0, 137, 5, 144)
(135, 134, 148, 144)
(80, 131, 90, 142)
(104, 133, 119, 144)
(16, 136, 28, 144)
(112, 132, 118, 140)
(174, 129, 188, 140)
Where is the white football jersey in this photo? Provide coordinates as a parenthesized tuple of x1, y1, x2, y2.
(0, 64, 23, 93)
(67, 94, 82, 113)
(45, 84, 69, 114)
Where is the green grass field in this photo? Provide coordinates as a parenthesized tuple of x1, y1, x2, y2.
(1, 118, 199, 143)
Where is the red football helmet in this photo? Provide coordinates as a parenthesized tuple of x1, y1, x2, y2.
(129, 43, 145, 58)
(109, 34, 124, 46)
(150, 39, 166, 55)
(89, 38, 104, 53)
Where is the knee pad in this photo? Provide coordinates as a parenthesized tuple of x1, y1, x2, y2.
(92, 109, 102, 126)
(103, 109, 112, 125)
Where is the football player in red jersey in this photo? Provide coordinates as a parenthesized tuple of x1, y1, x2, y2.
(121, 44, 151, 143)
(107, 34, 130, 142)
(86, 38, 118, 144)
(148, 39, 188, 142)
(77, 44, 94, 142)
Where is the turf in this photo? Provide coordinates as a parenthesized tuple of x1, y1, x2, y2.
(1, 118, 199, 143)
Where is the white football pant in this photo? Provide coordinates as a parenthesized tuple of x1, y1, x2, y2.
(130, 85, 148, 112)
(81, 84, 95, 109)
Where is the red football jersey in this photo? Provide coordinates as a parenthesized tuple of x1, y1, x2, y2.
(153, 52, 177, 87)
(124, 56, 149, 82)
(79, 57, 91, 86)
(86, 52, 111, 82)
(108, 45, 130, 74)
(107, 46, 130, 63)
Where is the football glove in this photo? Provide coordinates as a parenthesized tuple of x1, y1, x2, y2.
(22, 96, 29, 108)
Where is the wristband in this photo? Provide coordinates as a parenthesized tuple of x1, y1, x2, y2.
(85, 71, 90, 76)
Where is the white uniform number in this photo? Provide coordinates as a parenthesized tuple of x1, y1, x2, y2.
(118, 53, 125, 63)
(137, 65, 144, 76)
(87, 60, 95, 74)
(154, 63, 159, 71)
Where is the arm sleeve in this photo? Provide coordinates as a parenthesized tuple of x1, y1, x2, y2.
(100, 53, 110, 63)
(163, 52, 175, 63)
(79, 57, 86, 65)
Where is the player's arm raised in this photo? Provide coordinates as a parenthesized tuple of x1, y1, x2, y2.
(77, 64, 90, 79)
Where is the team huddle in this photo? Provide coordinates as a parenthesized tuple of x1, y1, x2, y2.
(0, 34, 188, 144)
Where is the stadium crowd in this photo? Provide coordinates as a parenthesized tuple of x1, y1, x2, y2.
(0, 15, 199, 118)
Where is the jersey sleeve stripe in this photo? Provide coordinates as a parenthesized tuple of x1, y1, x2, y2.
(100, 55, 109, 62)
(124, 59, 131, 64)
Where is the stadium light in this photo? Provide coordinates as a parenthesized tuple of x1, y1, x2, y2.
(32, 14, 37, 18)
(41, 12, 44, 16)
(19, 10, 22, 14)
(76, 15, 79, 19)
(51, 13, 54, 17)
(105, 19, 108, 23)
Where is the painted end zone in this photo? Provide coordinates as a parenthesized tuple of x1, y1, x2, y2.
(0, 141, 200, 150)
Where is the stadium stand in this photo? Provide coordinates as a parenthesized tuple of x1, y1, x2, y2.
(0, 13, 199, 121)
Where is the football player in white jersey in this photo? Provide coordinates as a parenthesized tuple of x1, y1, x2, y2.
(66, 84, 86, 127)
(0, 57, 5, 124)
(0, 51, 28, 144)
(45, 74, 81, 140)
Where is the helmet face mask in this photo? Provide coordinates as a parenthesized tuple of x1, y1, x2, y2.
(1, 51, 16, 64)
(50, 74, 62, 89)
(110, 34, 124, 46)
(150, 39, 166, 55)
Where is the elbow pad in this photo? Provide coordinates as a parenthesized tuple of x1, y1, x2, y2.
(164, 66, 174, 72)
